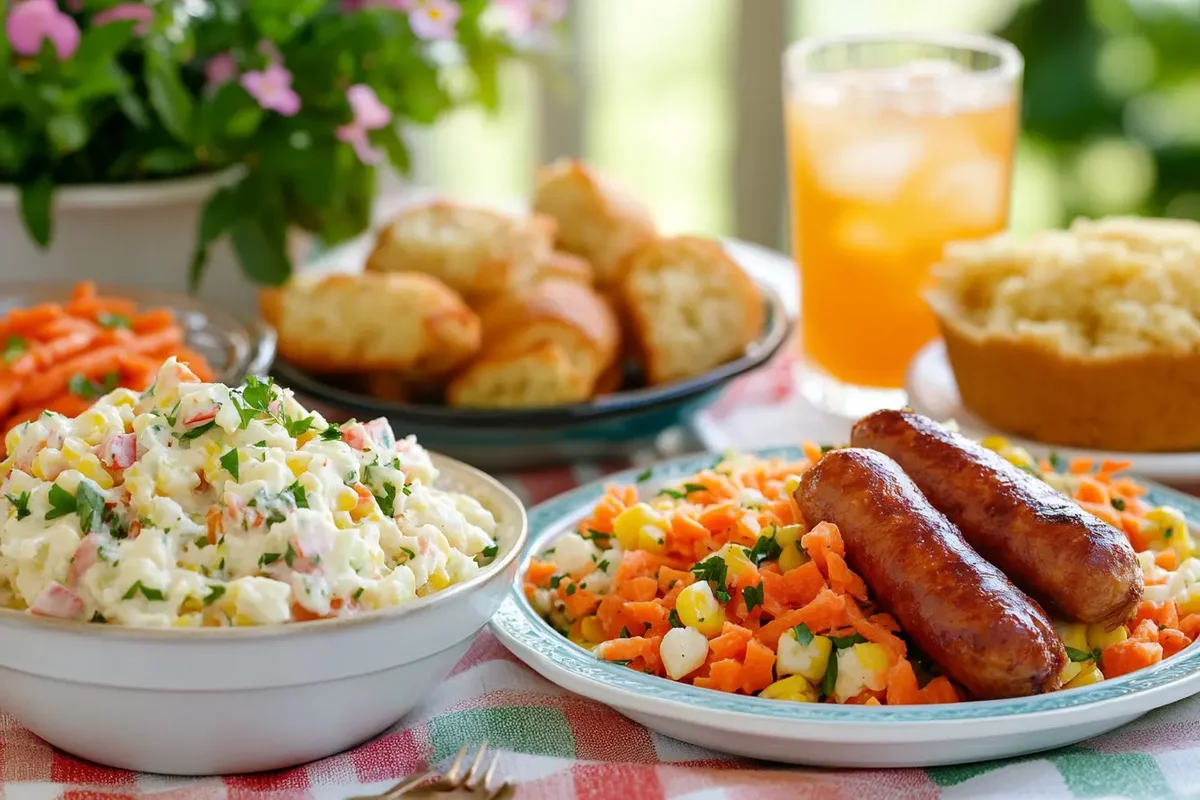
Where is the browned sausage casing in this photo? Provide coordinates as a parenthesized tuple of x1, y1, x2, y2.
(851, 409, 1143, 629)
(795, 448, 1066, 700)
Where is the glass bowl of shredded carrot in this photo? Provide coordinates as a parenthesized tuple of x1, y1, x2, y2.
(522, 438, 1200, 706)
(0, 280, 274, 446)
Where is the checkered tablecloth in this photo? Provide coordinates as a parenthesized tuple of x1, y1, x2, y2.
(9, 362, 1200, 800)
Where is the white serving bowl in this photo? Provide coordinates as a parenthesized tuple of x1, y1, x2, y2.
(0, 453, 527, 776)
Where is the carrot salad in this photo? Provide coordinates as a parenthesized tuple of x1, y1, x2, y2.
(523, 438, 1198, 706)
(0, 282, 214, 445)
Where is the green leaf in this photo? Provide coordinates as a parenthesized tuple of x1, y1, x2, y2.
(225, 106, 264, 138)
(219, 448, 239, 480)
(2, 336, 28, 363)
(481, 543, 498, 559)
(140, 148, 197, 175)
(47, 113, 90, 154)
(145, 43, 194, 143)
(116, 89, 151, 129)
(247, 0, 326, 42)
(203, 585, 226, 605)
(820, 650, 839, 699)
(45, 484, 77, 521)
(0, 125, 28, 173)
(830, 633, 868, 649)
(791, 623, 814, 646)
(230, 217, 291, 286)
(188, 186, 242, 292)
(1065, 646, 1097, 663)
(19, 176, 54, 247)
(742, 580, 764, 613)
(75, 479, 107, 535)
(178, 420, 217, 442)
(6, 491, 31, 521)
(377, 125, 411, 176)
(66, 20, 135, 78)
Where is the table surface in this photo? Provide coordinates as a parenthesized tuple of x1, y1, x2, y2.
(6, 360, 1200, 800)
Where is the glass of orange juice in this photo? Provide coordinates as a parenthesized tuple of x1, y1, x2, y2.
(783, 33, 1022, 417)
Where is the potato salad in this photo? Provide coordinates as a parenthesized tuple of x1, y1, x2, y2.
(0, 358, 498, 627)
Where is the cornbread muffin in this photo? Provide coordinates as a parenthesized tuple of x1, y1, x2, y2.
(365, 200, 555, 296)
(532, 159, 656, 286)
(619, 236, 764, 386)
(447, 279, 620, 408)
(926, 216, 1200, 451)
(260, 272, 481, 377)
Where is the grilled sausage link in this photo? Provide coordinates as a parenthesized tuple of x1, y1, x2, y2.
(795, 448, 1066, 700)
(851, 409, 1143, 629)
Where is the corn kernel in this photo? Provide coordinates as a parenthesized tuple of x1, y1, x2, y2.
(782, 474, 802, 498)
(777, 630, 833, 682)
(428, 570, 450, 591)
(286, 455, 306, 478)
(774, 524, 804, 548)
(675, 581, 725, 637)
(335, 487, 359, 512)
(5, 427, 21, 455)
(613, 503, 668, 551)
(777, 542, 809, 573)
(296, 431, 316, 448)
(1064, 663, 1104, 689)
(1055, 622, 1089, 652)
(61, 438, 86, 464)
(181, 597, 203, 614)
(1146, 506, 1194, 558)
(980, 436, 1010, 452)
(1087, 624, 1128, 651)
(760, 675, 818, 702)
(77, 455, 114, 490)
(1178, 587, 1200, 617)
(853, 642, 891, 673)
(723, 546, 755, 580)
(580, 615, 606, 643)
(637, 526, 667, 554)
(1003, 447, 1035, 470)
(1060, 660, 1083, 685)
(174, 614, 200, 627)
(233, 613, 255, 627)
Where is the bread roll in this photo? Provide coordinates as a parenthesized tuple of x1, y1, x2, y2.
(532, 159, 656, 286)
(446, 280, 620, 408)
(260, 272, 480, 377)
(536, 251, 594, 285)
(619, 236, 764, 385)
(365, 200, 555, 296)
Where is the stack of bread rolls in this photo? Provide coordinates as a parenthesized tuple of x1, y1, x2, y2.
(261, 159, 765, 409)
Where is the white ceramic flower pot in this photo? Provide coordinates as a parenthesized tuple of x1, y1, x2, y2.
(0, 170, 266, 317)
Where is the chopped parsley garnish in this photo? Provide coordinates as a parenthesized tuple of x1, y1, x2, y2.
(259, 552, 281, 567)
(219, 448, 239, 480)
(549, 575, 563, 589)
(91, 611, 107, 623)
(374, 483, 398, 516)
(742, 580, 764, 612)
(565, 583, 577, 596)
(619, 626, 630, 638)
(1048, 451, 1067, 473)
(97, 312, 131, 330)
(610, 659, 633, 666)
(582, 528, 611, 543)
(2, 335, 27, 363)
(45, 483, 78, 521)
(241, 375, 274, 413)
(635, 467, 653, 482)
(1065, 646, 1102, 663)
(746, 530, 782, 565)
(123, 580, 165, 601)
(5, 491, 30, 520)
(194, 535, 210, 549)
(284, 542, 298, 568)
(1110, 497, 1126, 511)
(253, 440, 268, 448)
(819, 444, 836, 453)
(285, 481, 308, 509)
(659, 482, 708, 499)
(74, 479, 107, 534)
(178, 420, 217, 442)
(830, 633, 868, 649)
(284, 414, 315, 438)
(402, 483, 412, 496)
(68, 371, 119, 400)
(792, 623, 814, 646)
(658, 487, 686, 500)
(164, 399, 181, 427)
(1165, 527, 1175, 539)
(596, 559, 610, 572)
(203, 585, 226, 605)
(399, 546, 416, 559)
(820, 650, 839, 698)
(481, 544, 499, 559)
(319, 426, 343, 441)
(353, 587, 365, 601)
(689, 556, 731, 603)
(668, 609, 684, 628)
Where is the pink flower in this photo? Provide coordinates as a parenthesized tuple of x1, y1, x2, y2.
(495, 0, 566, 35)
(93, 2, 153, 36)
(257, 38, 282, 64)
(204, 52, 238, 92)
(5, 0, 80, 60)
(407, 0, 460, 40)
(336, 84, 392, 164)
(240, 63, 301, 116)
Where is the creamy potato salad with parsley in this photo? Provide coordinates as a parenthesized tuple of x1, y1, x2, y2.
(0, 358, 498, 627)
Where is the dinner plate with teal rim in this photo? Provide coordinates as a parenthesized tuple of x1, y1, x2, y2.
(490, 447, 1200, 768)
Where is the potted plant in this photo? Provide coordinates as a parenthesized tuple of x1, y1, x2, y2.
(0, 0, 562, 313)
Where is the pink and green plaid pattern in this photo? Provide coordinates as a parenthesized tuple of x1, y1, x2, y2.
(4, 629, 1200, 800)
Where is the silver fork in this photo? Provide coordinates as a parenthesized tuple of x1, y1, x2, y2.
(348, 741, 515, 799)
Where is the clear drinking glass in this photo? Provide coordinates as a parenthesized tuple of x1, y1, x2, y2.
(783, 33, 1023, 417)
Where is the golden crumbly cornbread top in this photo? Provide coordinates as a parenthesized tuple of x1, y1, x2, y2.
(928, 216, 1200, 358)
